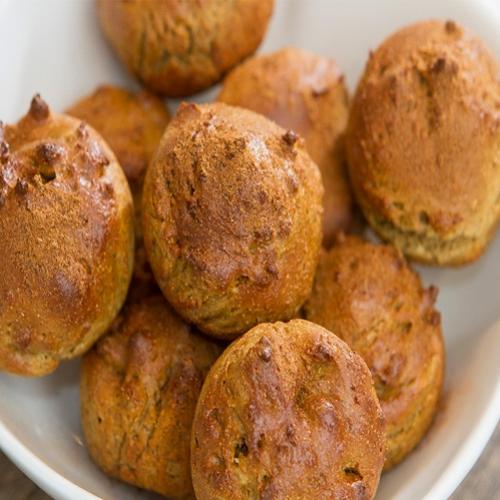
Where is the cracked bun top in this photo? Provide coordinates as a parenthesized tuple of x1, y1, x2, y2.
(305, 235, 444, 469)
(346, 20, 500, 264)
(0, 96, 134, 376)
(96, 0, 275, 97)
(81, 294, 222, 498)
(191, 319, 385, 500)
(142, 102, 323, 339)
(218, 47, 353, 246)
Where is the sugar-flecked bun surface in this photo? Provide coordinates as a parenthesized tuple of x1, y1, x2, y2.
(142, 102, 323, 339)
(191, 319, 385, 499)
(0, 96, 134, 376)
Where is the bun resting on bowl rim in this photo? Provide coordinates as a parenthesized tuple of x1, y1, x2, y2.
(0, 95, 134, 376)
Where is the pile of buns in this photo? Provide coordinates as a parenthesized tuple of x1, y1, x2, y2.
(1, 1, 499, 498)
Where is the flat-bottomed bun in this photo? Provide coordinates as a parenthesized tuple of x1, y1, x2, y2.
(346, 20, 500, 264)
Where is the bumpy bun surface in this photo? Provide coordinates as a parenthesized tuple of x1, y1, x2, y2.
(67, 85, 170, 300)
(81, 294, 222, 498)
(219, 47, 353, 246)
(191, 319, 385, 499)
(67, 85, 170, 186)
(346, 20, 500, 265)
(142, 102, 323, 339)
(96, 0, 274, 97)
(305, 235, 444, 469)
(0, 96, 134, 376)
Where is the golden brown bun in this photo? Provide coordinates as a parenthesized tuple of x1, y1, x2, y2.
(66, 85, 170, 186)
(81, 294, 222, 498)
(0, 96, 134, 376)
(218, 47, 353, 246)
(191, 319, 385, 499)
(67, 85, 170, 300)
(305, 235, 444, 469)
(142, 102, 323, 339)
(96, 0, 274, 97)
(346, 20, 500, 265)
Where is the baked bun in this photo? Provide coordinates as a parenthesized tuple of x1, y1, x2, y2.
(305, 235, 444, 469)
(0, 96, 134, 376)
(142, 102, 323, 339)
(96, 0, 274, 97)
(191, 319, 385, 499)
(67, 85, 170, 300)
(346, 20, 500, 265)
(81, 294, 222, 498)
(219, 47, 353, 246)
(67, 85, 170, 187)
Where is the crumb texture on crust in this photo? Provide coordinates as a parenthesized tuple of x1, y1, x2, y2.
(0, 96, 134, 376)
(191, 319, 385, 499)
(346, 20, 500, 264)
(96, 0, 275, 97)
(305, 235, 444, 469)
(142, 102, 323, 338)
(219, 46, 353, 245)
(81, 294, 222, 498)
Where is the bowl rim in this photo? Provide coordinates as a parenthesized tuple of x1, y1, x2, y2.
(421, 320, 500, 500)
(424, 397, 500, 500)
(1, 325, 499, 500)
(0, 421, 98, 500)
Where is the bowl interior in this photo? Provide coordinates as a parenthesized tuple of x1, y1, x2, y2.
(0, 1, 499, 499)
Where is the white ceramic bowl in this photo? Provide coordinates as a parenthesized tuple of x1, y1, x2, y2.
(0, 0, 499, 499)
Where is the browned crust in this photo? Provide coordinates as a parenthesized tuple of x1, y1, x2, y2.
(191, 319, 385, 499)
(305, 235, 445, 469)
(81, 294, 222, 498)
(67, 84, 170, 300)
(218, 46, 353, 246)
(66, 84, 170, 186)
(96, 0, 275, 97)
(346, 20, 500, 265)
(142, 102, 323, 338)
(0, 95, 134, 376)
